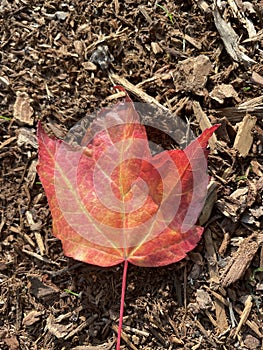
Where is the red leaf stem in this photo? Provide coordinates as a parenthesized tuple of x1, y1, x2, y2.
(116, 259, 129, 350)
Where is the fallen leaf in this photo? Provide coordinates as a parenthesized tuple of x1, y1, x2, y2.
(37, 89, 218, 349)
(37, 92, 218, 268)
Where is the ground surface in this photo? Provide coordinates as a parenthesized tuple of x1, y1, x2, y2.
(0, 1, 263, 349)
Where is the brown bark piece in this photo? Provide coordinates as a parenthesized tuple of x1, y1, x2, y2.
(22, 310, 43, 326)
(28, 275, 59, 299)
(204, 229, 228, 332)
(204, 229, 220, 285)
(151, 42, 163, 55)
(243, 334, 261, 350)
(172, 55, 211, 95)
(4, 336, 19, 350)
(221, 233, 261, 287)
(234, 295, 253, 338)
(213, 6, 255, 64)
(251, 71, 263, 86)
(17, 128, 38, 149)
(192, 101, 217, 150)
(233, 114, 257, 157)
(209, 84, 240, 104)
(25, 160, 38, 189)
(46, 314, 72, 338)
(199, 180, 218, 225)
(13, 91, 34, 125)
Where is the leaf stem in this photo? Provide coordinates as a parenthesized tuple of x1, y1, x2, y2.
(116, 259, 128, 350)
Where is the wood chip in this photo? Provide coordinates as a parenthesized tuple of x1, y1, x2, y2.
(204, 229, 220, 285)
(170, 29, 202, 49)
(213, 6, 255, 65)
(151, 42, 163, 55)
(192, 101, 217, 150)
(204, 229, 228, 332)
(122, 324, 149, 337)
(13, 91, 34, 125)
(22, 310, 43, 326)
(218, 231, 231, 256)
(106, 91, 126, 101)
(172, 55, 211, 95)
(234, 305, 263, 338)
(227, 0, 257, 39)
(71, 340, 115, 350)
(196, 289, 213, 310)
(26, 160, 38, 188)
(16, 127, 38, 148)
(199, 180, 219, 225)
(46, 314, 73, 338)
(209, 84, 240, 104)
(183, 33, 202, 50)
(251, 71, 263, 86)
(221, 233, 261, 287)
(82, 61, 97, 71)
(234, 295, 253, 338)
(243, 28, 263, 43)
(195, 0, 210, 13)
(243, 334, 261, 350)
(28, 275, 59, 299)
(251, 160, 263, 177)
(138, 5, 152, 24)
(25, 210, 42, 231)
(4, 336, 19, 350)
(0, 211, 5, 235)
(233, 114, 257, 157)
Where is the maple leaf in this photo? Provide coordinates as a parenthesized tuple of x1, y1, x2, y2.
(37, 90, 219, 349)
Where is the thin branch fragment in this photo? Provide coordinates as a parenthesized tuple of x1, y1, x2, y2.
(213, 6, 255, 64)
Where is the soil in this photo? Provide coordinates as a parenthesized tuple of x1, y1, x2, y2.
(0, 1, 263, 350)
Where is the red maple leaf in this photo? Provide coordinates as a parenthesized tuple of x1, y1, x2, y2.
(37, 90, 219, 349)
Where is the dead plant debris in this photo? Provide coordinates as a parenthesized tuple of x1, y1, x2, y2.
(0, 0, 262, 349)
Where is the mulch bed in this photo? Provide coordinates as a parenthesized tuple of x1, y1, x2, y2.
(0, 1, 262, 349)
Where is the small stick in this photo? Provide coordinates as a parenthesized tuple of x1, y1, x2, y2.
(122, 324, 149, 337)
(234, 295, 253, 338)
(109, 73, 169, 111)
(22, 248, 59, 266)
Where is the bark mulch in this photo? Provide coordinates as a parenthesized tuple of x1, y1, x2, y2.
(0, 1, 262, 349)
